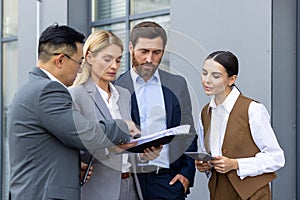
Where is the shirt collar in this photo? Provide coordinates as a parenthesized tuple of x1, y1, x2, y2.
(108, 82, 119, 98)
(96, 82, 119, 101)
(130, 67, 160, 84)
(40, 68, 67, 89)
(209, 86, 240, 113)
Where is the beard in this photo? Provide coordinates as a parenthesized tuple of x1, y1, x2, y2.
(131, 51, 161, 81)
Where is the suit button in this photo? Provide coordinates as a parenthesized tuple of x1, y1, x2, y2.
(223, 149, 227, 154)
(119, 138, 127, 145)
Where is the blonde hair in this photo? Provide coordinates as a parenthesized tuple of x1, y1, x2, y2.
(73, 30, 124, 86)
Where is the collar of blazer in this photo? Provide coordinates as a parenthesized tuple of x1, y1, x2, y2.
(83, 77, 113, 119)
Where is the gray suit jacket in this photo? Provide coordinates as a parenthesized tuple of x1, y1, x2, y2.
(8, 67, 130, 200)
(69, 77, 143, 200)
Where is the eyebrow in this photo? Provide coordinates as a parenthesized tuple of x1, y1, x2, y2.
(202, 68, 222, 75)
(103, 54, 114, 58)
(103, 54, 122, 59)
(212, 72, 222, 75)
(137, 48, 162, 51)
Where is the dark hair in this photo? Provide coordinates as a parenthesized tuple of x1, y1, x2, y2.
(205, 51, 239, 77)
(38, 23, 85, 61)
(130, 21, 167, 48)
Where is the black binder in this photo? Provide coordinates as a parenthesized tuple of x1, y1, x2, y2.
(125, 133, 197, 153)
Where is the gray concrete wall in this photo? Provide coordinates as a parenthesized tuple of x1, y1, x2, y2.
(14, 0, 296, 199)
(68, 0, 89, 38)
(272, 0, 297, 199)
(18, 0, 68, 86)
(169, 0, 295, 199)
(18, 0, 38, 86)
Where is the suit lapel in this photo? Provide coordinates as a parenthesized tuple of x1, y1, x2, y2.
(117, 72, 135, 94)
(159, 70, 182, 160)
(117, 72, 140, 125)
(84, 78, 112, 120)
(159, 70, 174, 129)
(161, 85, 173, 129)
(115, 86, 130, 120)
(131, 93, 140, 126)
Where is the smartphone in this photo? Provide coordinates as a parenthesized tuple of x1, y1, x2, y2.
(184, 152, 215, 161)
(80, 156, 94, 186)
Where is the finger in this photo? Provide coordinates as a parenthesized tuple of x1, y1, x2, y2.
(195, 160, 203, 166)
(143, 152, 156, 160)
(118, 142, 138, 150)
(147, 152, 159, 160)
(207, 161, 214, 167)
(81, 162, 88, 170)
(169, 175, 179, 185)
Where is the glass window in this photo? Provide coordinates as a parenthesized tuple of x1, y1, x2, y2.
(3, 41, 18, 109)
(90, 0, 170, 74)
(2, 0, 18, 199)
(93, 22, 126, 41)
(2, 41, 18, 200)
(92, 0, 126, 21)
(93, 23, 128, 76)
(130, 0, 170, 14)
(3, 0, 18, 37)
(130, 15, 170, 71)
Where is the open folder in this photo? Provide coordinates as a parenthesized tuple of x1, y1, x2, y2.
(125, 125, 196, 153)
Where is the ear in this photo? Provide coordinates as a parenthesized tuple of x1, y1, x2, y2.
(54, 54, 64, 68)
(85, 51, 93, 65)
(229, 75, 237, 86)
(129, 41, 134, 54)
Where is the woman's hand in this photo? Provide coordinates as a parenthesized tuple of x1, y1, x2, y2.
(209, 156, 238, 174)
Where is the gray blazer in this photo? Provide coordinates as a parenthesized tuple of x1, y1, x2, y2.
(8, 67, 130, 200)
(69, 77, 143, 200)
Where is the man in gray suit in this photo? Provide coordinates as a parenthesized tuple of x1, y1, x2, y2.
(8, 24, 138, 200)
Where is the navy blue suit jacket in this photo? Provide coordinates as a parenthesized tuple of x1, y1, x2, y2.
(115, 69, 198, 189)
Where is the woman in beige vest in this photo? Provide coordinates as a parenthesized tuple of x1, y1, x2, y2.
(195, 50, 285, 200)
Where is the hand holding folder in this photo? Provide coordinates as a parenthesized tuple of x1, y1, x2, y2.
(125, 125, 195, 153)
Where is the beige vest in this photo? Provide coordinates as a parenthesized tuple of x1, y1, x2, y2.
(201, 95, 276, 200)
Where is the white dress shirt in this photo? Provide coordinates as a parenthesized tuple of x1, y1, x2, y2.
(198, 86, 285, 179)
(130, 67, 170, 168)
(40, 68, 66, 88)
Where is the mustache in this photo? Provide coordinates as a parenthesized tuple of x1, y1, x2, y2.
(140, 62, 156, 68)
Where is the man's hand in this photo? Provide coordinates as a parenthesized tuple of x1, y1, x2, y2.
(124, 120, 141, 136)
(169, 174, 190, 193)
(139, 145, 163, 161)
(195, 160, 212, 172)
(80, 162, 93, 183)
(108, 120, 140, 153)
(108, 142, 138, 153)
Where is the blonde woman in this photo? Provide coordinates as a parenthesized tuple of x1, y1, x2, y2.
(69, 30, 160, 200)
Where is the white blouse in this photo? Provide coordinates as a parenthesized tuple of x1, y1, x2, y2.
(198, 87, 285, 179)
(97, 82, 131, 173)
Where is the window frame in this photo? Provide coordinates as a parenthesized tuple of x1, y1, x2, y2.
(88, 0, 170, 71)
